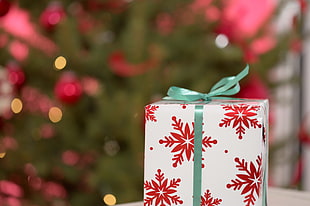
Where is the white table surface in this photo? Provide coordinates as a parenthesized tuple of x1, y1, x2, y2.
(115, 187, 310, 206)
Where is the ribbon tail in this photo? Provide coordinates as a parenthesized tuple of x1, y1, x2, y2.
(234, 64, 249, 82)
(208, 65, 249, 97)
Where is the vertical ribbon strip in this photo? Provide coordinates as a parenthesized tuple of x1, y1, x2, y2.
(193, 105, 204, 206)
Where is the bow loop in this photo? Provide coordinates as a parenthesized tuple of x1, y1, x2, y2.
(166, 65, 249, 101)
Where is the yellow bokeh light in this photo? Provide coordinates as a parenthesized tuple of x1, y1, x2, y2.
(54, 56, 67, 70)
(11, 98, 23, 114)
(0, 153, 6, 158)
(103, 194, 117, 206)
(48, 107, 63, 123)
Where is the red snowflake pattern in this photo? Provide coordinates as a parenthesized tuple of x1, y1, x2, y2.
(144, 169, 183, 206)
(159, 116, 218, 168)
(219, 104, 262, 139)
(145, 105, 159, 122)
(226, 155, 263, 206)
(201, 189, 222, 206)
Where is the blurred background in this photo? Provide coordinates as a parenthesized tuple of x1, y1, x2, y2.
(0, 0, 309, 205)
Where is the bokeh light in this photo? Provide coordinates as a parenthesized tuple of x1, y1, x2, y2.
(215, 34, 229, 48)
(0, 153, 6, 158)
(54, 56, 67, 70)
(11, 98, 23, 114)
(103, 194, 117, 206)
(48, 107, 62, 123)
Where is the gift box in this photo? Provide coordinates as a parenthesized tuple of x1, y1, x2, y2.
(144, 98, 268, 206)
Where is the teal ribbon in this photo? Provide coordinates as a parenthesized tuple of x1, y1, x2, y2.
(193, 105, 203, 206)
(166, 65, 249, 206)
(166, 64, 249, 102)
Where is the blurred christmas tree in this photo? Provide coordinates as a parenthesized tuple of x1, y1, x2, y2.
(0, 0, 301, 205)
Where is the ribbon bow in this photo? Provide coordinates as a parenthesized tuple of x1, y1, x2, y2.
(166, 64, 249, 101)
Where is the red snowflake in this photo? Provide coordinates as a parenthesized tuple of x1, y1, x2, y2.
(201, 189, 222, 206)
(219, 104, 262, 139)
(145, 105, 159, 122)
(144, 169, 183, 206)
(159, 116, 218, 168)
(226, 155, 262, 206)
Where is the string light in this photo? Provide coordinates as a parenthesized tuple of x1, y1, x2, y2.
(103, 194, 117, 206)
(48, 107, 63, 123)
(54, 56, 67, 70)
(0, 153, 6, 158)
(11, 98, 23, 114)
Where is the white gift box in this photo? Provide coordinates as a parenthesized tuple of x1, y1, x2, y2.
(144, 99, 268, 206)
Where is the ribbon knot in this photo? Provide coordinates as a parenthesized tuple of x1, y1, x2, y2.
(201, 93, 211, 101)
(166, 65, 249, 101)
